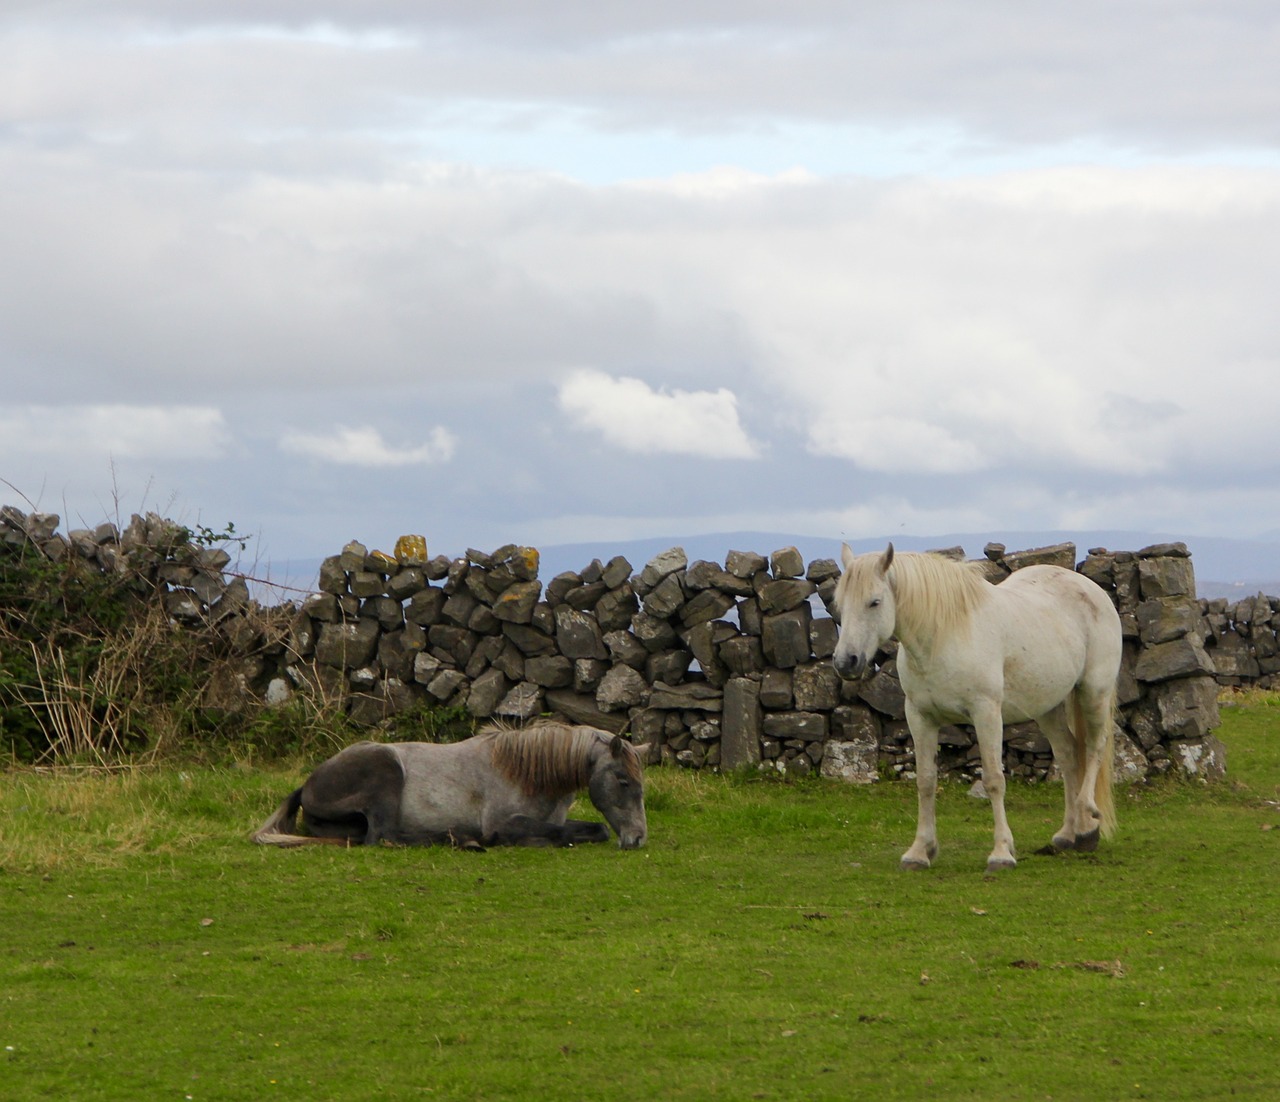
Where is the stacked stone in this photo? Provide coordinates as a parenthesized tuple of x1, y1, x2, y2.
(0, 506, 285, 715)
(0, 506, 248, 621)
(287, 538, 854, 768)
(281, 536, 1227, 783)
(290, 539, 557, 726)
(1200, 592, 1280, 690)
(1078, 541, 1223, 779)
(0, 506, 63, 553)
(0, 503, 1243, 781)
(608, 545, 845, 773)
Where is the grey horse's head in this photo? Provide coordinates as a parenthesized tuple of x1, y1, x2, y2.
(587, 735, 647, 849)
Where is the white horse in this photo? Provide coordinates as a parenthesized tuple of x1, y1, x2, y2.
(831, 544, 1122, 872)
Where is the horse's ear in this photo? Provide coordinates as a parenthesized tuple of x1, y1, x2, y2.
(841, 542, 856, 570)
(609, 735, 625, 758)
(632, 741, 653, 764)
(879, 542, 895, 575)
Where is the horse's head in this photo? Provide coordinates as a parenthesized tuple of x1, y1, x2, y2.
(831, 542, 897, 681)
(587, 735, 647, 849)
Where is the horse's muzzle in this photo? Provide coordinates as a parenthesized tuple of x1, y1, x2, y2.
(617, 830, 647, 850)
(832, 652, 870, 681)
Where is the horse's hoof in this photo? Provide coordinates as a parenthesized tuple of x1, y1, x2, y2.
(1074, 827, 1100, 853)
(900, 856, 931, 871)
(1051, 833, 1076, 852)
(986, 857, 1017, 872)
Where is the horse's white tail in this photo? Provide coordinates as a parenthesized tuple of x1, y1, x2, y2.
(251, 788, 311, 847)
(1071, 688, 1117, 839)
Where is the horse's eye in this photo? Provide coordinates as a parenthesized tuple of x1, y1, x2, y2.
(869, 598, 881, 609)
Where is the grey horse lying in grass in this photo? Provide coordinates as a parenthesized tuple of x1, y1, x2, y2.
(252, 722, 647, 850)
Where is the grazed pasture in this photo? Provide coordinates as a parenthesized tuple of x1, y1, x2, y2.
(2, 702, 1277, 1101)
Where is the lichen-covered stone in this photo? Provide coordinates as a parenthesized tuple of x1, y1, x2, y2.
(492, 580, 542, 624)
(636, 547, 687, 593)
(648, 681, 722, 712)
(596, 664, 649, 712)
(770, 546, 805, 578)
(553, 606, 608, 660)
(466, 668, 511, 718)
(315, 619, 380, 670)
(725, 549, 768, 579)
(761, 607, 811, 668)
(793, 662, 841, 712)
(1134, 636, 1215, 682)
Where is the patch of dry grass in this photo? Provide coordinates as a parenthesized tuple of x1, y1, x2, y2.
(0, 764, 289, 873)
(1219, 684, 1280, 709)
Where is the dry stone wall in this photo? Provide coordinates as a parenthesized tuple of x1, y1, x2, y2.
(1, 505, 1247, 782)
(1199, 593, 1280, 688)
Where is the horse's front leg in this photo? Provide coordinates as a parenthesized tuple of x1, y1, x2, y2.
(973, 702, 1016, 871)
(901, 703, 941, 870)
(486, 814, 608, 847)
(560, 819, 611, 845)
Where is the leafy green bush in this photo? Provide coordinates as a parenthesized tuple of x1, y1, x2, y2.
(0, 542, 143, 761)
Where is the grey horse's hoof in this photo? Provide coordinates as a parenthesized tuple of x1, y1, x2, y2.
(985, 857, 1018, 872)
(1074, 827, 1100, 853)
(1051, 833, 1076, 851)
(900, 857, 931, 871)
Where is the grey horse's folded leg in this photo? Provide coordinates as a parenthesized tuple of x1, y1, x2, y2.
(486, 815, 610, 847)
(560, 820, 611, 845)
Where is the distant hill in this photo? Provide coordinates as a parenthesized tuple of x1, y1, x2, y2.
(251, 529, 1280, 604)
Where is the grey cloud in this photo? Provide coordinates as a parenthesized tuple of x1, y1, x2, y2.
(4, 3, 1279, 155)
(0, 155, 755, 398)
(4, 3, 1280, 560)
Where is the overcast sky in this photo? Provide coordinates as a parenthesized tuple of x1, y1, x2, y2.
(3, 2, 1279, 582)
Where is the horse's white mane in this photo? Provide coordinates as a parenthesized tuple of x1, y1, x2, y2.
(482, 721, 641, 799)
(848, 550, 990, 649)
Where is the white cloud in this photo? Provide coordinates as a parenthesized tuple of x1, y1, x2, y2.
(6, 8, 1280, 556)
(278, 424, 457, 467)
(557, 369, 760, 459)
(806, 415, 988, 474)
(0, 404, 229, 459)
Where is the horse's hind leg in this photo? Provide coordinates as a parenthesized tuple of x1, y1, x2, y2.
(973, 703, 1017, 872)
(300, 743, 404, 846)
(901, 704, 941, 870)
(1071, 685, 1116, 851)
(1036, 704, 1083, 850)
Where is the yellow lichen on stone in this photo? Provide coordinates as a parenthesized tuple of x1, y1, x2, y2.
(394, 534, 428, 566)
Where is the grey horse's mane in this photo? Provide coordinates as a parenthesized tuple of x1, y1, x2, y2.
(482, 721, 641, 799)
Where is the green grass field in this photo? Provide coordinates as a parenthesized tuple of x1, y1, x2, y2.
(2, 701, 1278, 1101)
